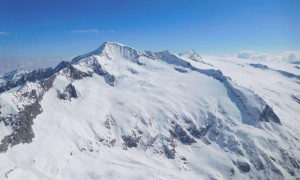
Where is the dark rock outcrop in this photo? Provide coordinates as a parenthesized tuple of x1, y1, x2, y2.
(57, 84, 78, 100)
(163, 145, 176, 159)
(104, 115, 115, 129)
(122, 133, 141, 148)
(236, 161, 251, 173)
(54, 61, 70, 72)
(0, 60, 68, 94)
(69, 65, 92, 80)
(292, 95, 300, 104)
(0, 90, 44, 152)
(259, 105, 281, 124)
(0, 74, 55, 153)
(249, 63, 269, 70)
(170, 123, 196, 145)
(174, 67, 188, 73)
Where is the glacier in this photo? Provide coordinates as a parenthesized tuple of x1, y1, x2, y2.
(0, 42, 299, 179)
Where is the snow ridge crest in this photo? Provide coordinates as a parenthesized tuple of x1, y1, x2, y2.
(71, 42, 141, 63)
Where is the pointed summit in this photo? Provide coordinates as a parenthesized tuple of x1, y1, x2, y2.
(71, 42, 141, 63)
(98, 42, 140, 59)
(0, 68, 28, 81)
(179, 49, 202, 62)
(95, 42, 128, 54)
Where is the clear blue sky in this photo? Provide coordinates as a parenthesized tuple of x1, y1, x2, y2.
(0, 0, 300, 62)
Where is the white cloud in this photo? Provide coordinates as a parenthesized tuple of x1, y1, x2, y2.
(0, 31, 8, 35)
(285, 52, 298, 62)
(71, 29, 99, 33)
(236, 50, 300, 63)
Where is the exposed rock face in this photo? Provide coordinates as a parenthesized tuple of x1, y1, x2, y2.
(0, 61, 68, 94)
(122, 133, 141, 149)
(170, 123, 196, 145)
(249, 63, 269, 70)
(259, 105, 281, 124)
(54, 61, 70, 72)
(236, 161, 251, 173)
(0, 57, 118, 152)
(104, 115, 115, 129)
(163, 144, 176, 159)
(57, 84, 78, 100)
(68, 65, 92, 80)
(0, 76, 55, 152)
(69, 58, 115, 86)
(174, 67, 188, 73)
(250, 63, 300, 80)
(292, 95, 300, 104)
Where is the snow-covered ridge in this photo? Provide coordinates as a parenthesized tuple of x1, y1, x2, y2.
(72, 42, 194, 66)
(179, 50, 202, 62)
(0, 42, 300, 179)
(0, 69, 28, 81)
(71, 42, 141, 63)
(0, 69, 28, 86)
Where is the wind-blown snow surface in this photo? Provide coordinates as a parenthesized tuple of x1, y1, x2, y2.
(0, 42, 300, 179)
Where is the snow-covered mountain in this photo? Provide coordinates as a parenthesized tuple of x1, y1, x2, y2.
(0, 42, 299, 179)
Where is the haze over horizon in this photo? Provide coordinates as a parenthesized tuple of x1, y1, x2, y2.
(1, 0, 300, 65)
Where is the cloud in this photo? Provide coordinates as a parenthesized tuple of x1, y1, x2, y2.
(286, 52, 298, 62)
(0, 31, 9, 35)
(71, 29, 99, 33)
(236, 50, 300, 63)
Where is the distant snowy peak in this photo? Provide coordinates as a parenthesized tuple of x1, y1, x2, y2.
(179, 49, 202, 62)
(0, 68, 28, 82)
(179, 50, 214, 67)
(11, 69, 29, 81)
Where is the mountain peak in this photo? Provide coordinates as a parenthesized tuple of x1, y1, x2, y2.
(99, 42, 139, 55)
(101, 41, 127, 47)
(179, 49, 202, 62)
(96, 42, 126, 53)
(71, 42, 140, 63)
(0, 68, 28, 81)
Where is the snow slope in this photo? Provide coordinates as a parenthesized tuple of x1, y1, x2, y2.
(0, 42, 299, 180)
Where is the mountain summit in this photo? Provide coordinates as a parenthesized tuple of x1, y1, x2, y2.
(0, 42, 299, 179)
(71, 42, 141, 63)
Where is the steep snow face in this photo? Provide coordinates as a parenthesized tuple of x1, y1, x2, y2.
(72, 42, 141, 64)
(0, 42, 300, 180)
(0, 69, 28, 85)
